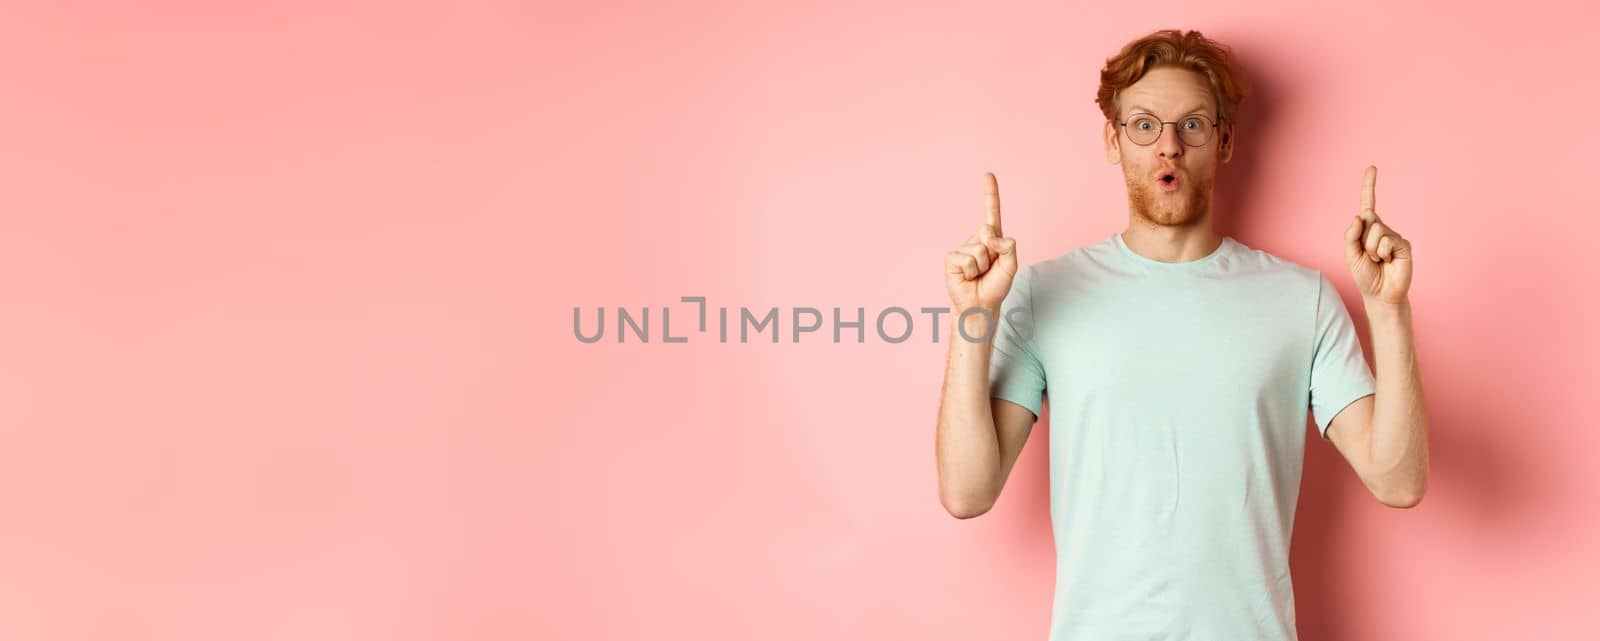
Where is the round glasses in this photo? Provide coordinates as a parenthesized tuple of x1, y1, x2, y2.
(1117, 114, 1223, 147)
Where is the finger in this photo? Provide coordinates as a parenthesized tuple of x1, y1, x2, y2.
(977, 223, 1001, 260)
(946, 251, 979, 280)
(984, 172, 1003, 237)
(957, 242, 992, 275)
(1392, 235, 1412, 261)
(1361, 165, 1377, 214)
(1364, 221, 1390, 258)
(1345, 215, 1366, 264)
(990, 236, 1018, 277)
(1377, 235, 1396, 263)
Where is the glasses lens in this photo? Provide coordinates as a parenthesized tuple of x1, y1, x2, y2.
(1178, 117, 1214, 147)
(1127, 115, 1160, 145)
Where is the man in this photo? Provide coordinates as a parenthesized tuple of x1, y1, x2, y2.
(933, 29, 1430, 640)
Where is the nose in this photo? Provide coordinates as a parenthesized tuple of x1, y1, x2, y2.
(1156, 123, 1184, 159)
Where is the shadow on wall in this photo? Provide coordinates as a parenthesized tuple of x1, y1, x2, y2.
(1292, 316, 1535, 641)
(1213, 38, 1543, 641)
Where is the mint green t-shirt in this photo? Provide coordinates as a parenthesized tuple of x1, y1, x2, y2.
(988, 232, 1375, 641)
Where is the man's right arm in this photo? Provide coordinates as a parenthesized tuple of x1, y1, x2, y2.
(934, 172, 1035, 519)
(935, 307, 1038, 519)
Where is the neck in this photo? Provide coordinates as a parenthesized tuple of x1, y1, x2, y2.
(1120, 219, 1223, 264)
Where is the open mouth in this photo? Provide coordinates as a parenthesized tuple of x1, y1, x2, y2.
(1158, 171, 1180, 190)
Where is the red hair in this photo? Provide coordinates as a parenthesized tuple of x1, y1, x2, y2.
(1095, 29, 1251, 127)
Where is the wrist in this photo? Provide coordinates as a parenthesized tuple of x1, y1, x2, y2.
(1362, 296, 1412, 320)
(953, 304, 1002, 344)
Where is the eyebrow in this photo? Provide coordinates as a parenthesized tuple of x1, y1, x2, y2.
(1127, 104, 1214, 118)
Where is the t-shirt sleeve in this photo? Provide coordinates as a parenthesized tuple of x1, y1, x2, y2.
(988, 265, 1047, 419)
(1308, 272, 1376, 440)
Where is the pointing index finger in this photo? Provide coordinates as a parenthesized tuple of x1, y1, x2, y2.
(985, 172, 1003, 236)
(1360, 165, 1378, 218)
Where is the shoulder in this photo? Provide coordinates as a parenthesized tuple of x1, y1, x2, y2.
(1021, 234, 1119, 283)
(1223, 237, 1329, 292)
(1225, 239, 1359, 332)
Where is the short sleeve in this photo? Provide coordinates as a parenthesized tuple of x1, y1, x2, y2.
(1309, 273, 1376, 440)
(988, 265, 1047, 419)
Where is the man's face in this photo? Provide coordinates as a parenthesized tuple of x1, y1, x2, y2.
(1104, 66, 1233, 228)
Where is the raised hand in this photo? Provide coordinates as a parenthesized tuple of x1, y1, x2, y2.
(945, 172, 1020, 312)
(1345, 165, 1413, 305)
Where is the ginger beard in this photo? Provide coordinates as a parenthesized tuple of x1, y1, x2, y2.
(1124, 166, 1214, 228)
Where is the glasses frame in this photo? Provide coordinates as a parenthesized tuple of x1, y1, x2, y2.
(1116, 113, 1225, 147)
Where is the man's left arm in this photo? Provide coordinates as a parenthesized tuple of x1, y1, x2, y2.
(1327, 165, 1431, 508)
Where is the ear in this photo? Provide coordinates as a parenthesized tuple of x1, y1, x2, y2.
(1105, 120, 1121, 165)
(1219, 122, 1235, 164)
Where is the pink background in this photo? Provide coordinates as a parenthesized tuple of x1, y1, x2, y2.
(2, 1, 1596, 639)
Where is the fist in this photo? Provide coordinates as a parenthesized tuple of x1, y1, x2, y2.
(1344, 165, 1413, 305)
(945, 172, 1019, 312)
